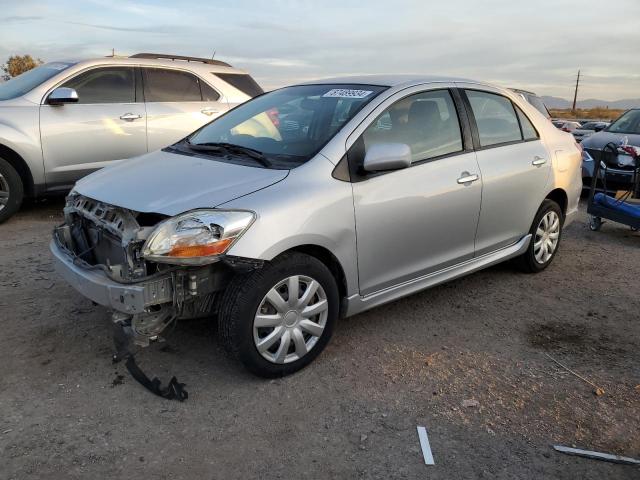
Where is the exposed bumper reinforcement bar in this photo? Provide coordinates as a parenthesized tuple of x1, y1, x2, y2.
(50, 239, 173, 314)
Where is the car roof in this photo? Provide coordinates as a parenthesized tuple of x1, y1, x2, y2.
(53, 55, 247, 75)
(296, 74, 482, 88)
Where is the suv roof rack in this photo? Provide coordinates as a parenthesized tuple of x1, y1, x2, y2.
(130, 53, 231, 67)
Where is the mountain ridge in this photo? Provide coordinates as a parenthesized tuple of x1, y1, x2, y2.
(542, 96, 640, 110)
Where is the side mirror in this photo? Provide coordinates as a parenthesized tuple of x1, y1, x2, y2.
(594, 125, 604, 132)
(363, 143, 412, 172)
(47, 87, 79, 105)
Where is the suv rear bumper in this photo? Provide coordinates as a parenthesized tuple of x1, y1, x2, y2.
(50, 239, 173, 314)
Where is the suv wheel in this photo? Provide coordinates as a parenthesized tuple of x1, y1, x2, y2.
(0, 157, 24, 224)
(515, 199, 563, 273)
(218, 252, 338, 377)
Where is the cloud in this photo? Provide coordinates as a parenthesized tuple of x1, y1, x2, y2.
(1, 0, 638, 99)
(0, 15, 44, 22)
(62, 21, 184, 34)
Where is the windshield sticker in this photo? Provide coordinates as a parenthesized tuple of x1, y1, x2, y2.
(322, 89, 373, 99)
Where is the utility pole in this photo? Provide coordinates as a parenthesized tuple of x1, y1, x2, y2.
(571, 69, 581, 114)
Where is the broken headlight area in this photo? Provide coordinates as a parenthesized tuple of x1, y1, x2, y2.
(53, 193, 261, 346)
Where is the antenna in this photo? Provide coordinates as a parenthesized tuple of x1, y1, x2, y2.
(571, 69, 581, 114)
(211, 50, 216, 59)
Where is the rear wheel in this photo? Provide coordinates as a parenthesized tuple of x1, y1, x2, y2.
(218, 252, 339, 377)
(0, 157, 24, 224)
(515, 199, 563, 273)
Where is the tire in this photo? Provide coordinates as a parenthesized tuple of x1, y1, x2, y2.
(217, 252, 339, 377)
(0, 157, 24, 224)
(515, 199, 564, 273)
(589, 216, 603, 231)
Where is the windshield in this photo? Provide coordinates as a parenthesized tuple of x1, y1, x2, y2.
(186, 84, 386, 167)
(580, 122, 596, 130)
(607, 110, 640, 134)
(0, 62, 75, 101)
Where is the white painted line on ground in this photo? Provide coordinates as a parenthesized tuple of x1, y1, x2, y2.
(417, 426, 435, 465)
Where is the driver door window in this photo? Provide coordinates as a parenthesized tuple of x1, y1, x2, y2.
(61, 67, 136, 104)
(362, 89, 463, 164)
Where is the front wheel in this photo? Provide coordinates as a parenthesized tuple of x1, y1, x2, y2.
(515, 199, 563, 273)
(217, 252, 339, 377)
(0, 157, 24, 224)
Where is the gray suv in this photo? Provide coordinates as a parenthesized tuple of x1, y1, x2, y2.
(51, 76, 582, 377)
(0, 53, 262, 222)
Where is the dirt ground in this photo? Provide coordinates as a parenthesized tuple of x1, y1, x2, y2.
(1, 199, 639, 479)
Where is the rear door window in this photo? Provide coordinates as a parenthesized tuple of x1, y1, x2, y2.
(466, 90, 522, 147)
(143, 68, 203, 102)
(61, 67, 135, 104)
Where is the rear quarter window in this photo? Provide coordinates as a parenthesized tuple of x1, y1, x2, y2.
(215, 73, 264, 97)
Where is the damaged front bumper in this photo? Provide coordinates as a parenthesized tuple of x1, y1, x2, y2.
(50, 239, 172, 314)
(51, 194, 263, 345)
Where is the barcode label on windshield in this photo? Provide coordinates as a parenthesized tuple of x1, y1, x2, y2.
(323, 89, 373, 99)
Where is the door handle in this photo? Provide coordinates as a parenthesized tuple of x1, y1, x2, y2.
(120, 113, 142, 121)
(532, 156, 547, 166)
(201, 108, 220, 116)
(457, 173, 479, 185)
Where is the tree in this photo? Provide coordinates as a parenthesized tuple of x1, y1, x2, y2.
(2, 55, 43, 81)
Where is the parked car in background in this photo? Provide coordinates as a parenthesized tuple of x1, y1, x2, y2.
(557, 121, 582, 133)
(552, 120, 566, 128)
(581, 109, 640, 190)
(51, 75, 581, 377)
(0, 53, 263, 223)
(509, 88, 551, 119)
(572, 121, 609, 142)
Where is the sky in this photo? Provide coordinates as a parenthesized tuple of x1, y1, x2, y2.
(1, 0, 639, 100)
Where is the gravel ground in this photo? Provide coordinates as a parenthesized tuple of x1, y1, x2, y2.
(1, 199, 639, 479)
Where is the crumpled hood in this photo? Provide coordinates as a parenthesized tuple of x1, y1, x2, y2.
(582, 131, 640, 150)
(74, 150, 289, 216)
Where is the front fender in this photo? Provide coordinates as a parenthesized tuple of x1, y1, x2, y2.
(221, 158, 359, 296)
(0, 106, 44, 186)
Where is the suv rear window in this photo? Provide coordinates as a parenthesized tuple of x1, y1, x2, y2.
(215, 73, 264, 97)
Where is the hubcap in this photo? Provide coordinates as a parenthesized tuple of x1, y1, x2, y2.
(253, 275, 328, 364)
(534, 211, 560, 264)
(0, 173, 9, 213)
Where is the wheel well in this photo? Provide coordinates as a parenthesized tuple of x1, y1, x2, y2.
(0, 144, 34, 196)
(286, 244, 348, 306)
(545, 188, 567, 215)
